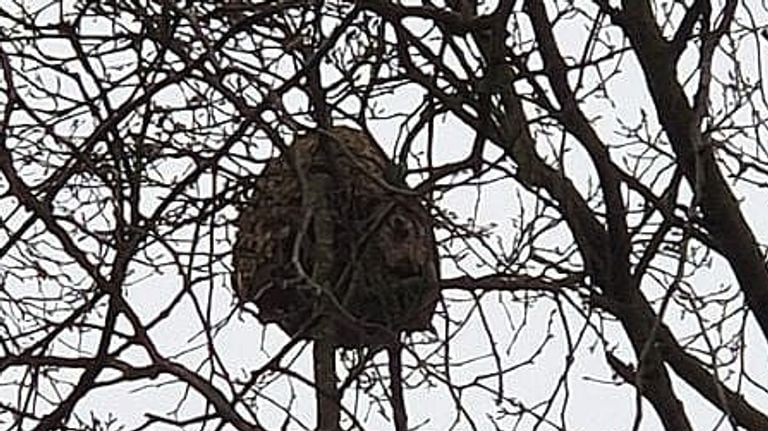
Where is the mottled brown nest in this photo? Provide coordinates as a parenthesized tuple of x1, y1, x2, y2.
(232, 126, 439, 347)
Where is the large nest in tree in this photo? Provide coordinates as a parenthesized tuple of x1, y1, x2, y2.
(232, 126, 440, 347)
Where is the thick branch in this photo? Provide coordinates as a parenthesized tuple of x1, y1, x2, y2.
(613, 2, 768, 342)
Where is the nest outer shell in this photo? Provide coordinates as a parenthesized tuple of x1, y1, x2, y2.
(233, 127, 440, 347)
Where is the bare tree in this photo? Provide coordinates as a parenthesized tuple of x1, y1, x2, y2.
(1, 0, 768, 430)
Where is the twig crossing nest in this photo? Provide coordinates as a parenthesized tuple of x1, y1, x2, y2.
(233, 127, 439, 347)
